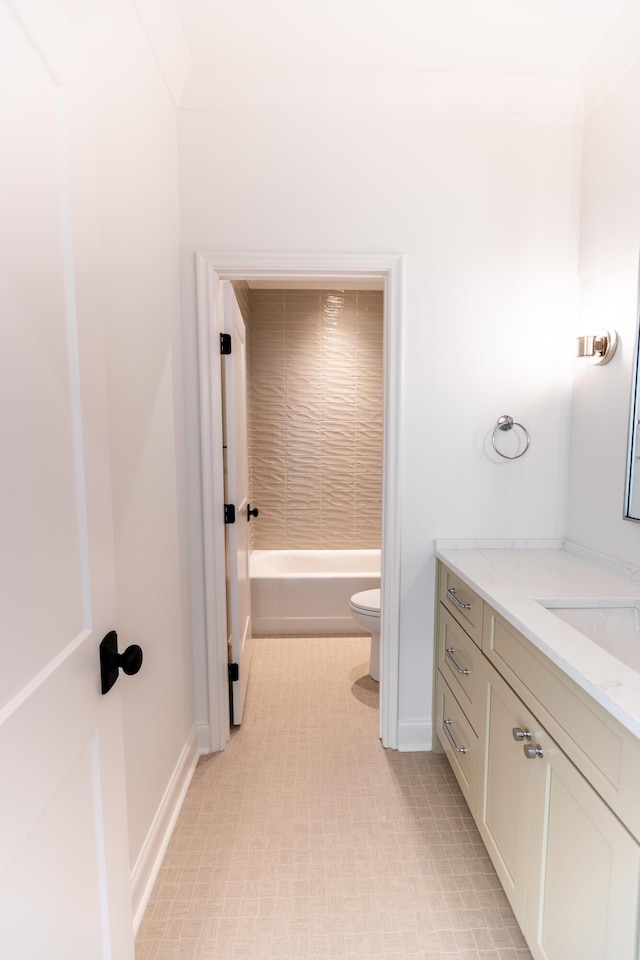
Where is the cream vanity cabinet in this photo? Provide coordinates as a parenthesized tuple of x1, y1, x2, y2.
(435, 561, 640, 960)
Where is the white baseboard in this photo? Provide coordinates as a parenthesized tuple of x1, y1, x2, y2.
(397, 718, 432, 752)
(253, 616, 367, 636)
(131, 726, 199, 934)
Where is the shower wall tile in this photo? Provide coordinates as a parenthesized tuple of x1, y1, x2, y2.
(247, 289, 382, 550)
(356, 422, 384, 453)
(248, 424, 287, 453)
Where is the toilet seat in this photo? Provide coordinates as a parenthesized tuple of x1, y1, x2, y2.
(350, 588, 380, 615)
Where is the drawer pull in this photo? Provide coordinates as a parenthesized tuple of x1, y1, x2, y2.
(446, 587, 472, 611)
(443, 718, 468, 754)
(445, 647, 470, 676)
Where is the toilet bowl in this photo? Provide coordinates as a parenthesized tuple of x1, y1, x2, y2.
(349, 588, 381, 682)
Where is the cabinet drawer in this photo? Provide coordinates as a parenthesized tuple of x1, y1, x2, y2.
(435, 672, 478, 814)
(438, 605, 482, 732)
(439, 564, 483, 646)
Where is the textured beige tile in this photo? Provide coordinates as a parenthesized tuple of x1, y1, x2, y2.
(246, 290, 383, 549)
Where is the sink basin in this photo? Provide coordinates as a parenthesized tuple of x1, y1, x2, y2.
(540, 600, 640, 673)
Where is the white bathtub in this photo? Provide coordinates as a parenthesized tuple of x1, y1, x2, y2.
(250, 549, 381, 635)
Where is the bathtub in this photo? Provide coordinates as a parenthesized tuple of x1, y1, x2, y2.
(250, 549, 381, 635)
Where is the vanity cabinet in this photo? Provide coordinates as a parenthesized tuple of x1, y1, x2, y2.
(435, 560, 640, 960)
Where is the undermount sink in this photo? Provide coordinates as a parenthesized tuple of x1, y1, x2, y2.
(539, 600, 640, 673)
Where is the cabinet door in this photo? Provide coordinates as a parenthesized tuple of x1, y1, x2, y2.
(525, 739, 640, 960)
(476, 661, 538, 926)
(479, 662, 640, 960)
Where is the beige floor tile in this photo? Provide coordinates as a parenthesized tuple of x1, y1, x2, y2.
(136, 637, 531, 960)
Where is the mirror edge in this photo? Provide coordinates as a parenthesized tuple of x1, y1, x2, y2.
(623, 256, 640, 521)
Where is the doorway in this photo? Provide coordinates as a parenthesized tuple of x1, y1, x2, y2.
(195, 252, 403, 752)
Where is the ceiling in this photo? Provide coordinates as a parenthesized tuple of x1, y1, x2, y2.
(174, 0, 632, 75)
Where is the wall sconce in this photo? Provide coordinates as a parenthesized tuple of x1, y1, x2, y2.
(576, 328, 618, 365)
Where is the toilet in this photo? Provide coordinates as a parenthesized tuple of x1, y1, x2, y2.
(349, 588, 381, 682)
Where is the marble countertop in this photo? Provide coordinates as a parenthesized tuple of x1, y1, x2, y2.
(434, 540, 640, 739)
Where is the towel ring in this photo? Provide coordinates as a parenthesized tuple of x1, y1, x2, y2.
(491, 415, 530, 460)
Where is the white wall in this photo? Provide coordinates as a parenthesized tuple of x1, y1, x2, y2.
(567, 36, 640, 563)
(8, 0, 195, 879)
(179, 71, 582, 740)
(92, 6, 195, 867)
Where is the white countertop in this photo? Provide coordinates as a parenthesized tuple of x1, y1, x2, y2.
(435, 540, 640, 739)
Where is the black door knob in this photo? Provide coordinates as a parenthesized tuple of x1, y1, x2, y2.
(247, 504, 259, 521)
(119, 644, 143, 676)
(100, 630, 143, 695)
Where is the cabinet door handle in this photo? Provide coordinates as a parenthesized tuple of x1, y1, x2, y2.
(445, 647, 470, 676)
(443, 718, 468, 754)
(523, 743, 544, 759)
(512, 727, 532, 742)
(446, 587, 472, 611)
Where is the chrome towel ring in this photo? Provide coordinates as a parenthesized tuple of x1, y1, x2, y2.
(491, 415, 530, 460)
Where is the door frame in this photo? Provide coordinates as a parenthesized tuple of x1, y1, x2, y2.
(195, 251, 404, 750)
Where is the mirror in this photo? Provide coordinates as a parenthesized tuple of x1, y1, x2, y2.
(625, 295, 640, 520)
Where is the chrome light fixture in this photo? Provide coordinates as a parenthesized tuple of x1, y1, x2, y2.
(576, 328, 618, 365)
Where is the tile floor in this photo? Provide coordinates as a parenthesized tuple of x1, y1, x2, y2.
(135, 637, 532, 959)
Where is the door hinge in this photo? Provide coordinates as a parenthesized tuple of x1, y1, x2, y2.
(224, 503, 236, 524)
(228, 662, 239, 682)
(220, 333, 232, 355)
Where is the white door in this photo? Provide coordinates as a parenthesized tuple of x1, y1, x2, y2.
(0, 11, 134, 957)
(223, 283, 255, 724)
